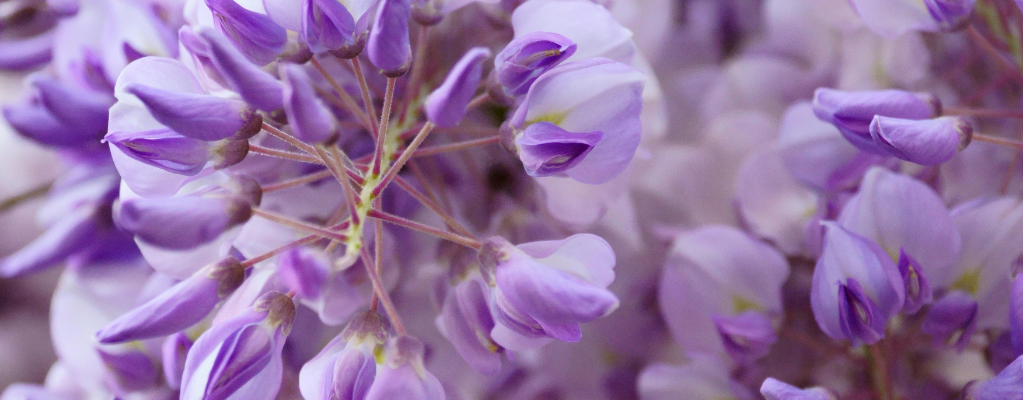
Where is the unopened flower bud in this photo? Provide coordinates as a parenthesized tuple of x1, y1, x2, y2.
(367, 0, 412, 77)
(425, 47, 491, 128)
(127, 83, 263, 141)
(869, 115, 972, 165)
(205, 0, 287, 65)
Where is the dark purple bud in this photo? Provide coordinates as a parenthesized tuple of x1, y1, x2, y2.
(1011, 276, 1023, 357)
(105, 128, 213, 176)
(115, 193, 253, 250)
(0, 31, 53, 70)
(97, 348, 160, 392)
(1, 102, 100, 147)
(95, 257, 246, 343)
(494, 32, 576, 96)
(31, 76, 113, 136)
(127, 83, 263, 141)
(869, 116, 972, 165)
(961, 354, 1023, 400)
(515, 121, 604, 177)
(898, 249, 933, 314)
(367, 0, 412, 77)
(281, 63, 338, 144)
(922, 291, 978, 352)
(424, 47, 491, 127)
(302, 0, 356, 54)
(0, 206, 102, 278)
(205, 0, 288, 65)
(812, 88, 940, 154)
(439, 277, 501, 375)
(713, 311, 777, 365)
(837, 278, 887, 345)
(200, 28, 286, 112)
(925, 0, 975, 30)
(162, 333, 193, 390)
(277, 247, 329, 299)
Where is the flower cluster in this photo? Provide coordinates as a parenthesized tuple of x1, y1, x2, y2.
(3, 0, 1023, 399)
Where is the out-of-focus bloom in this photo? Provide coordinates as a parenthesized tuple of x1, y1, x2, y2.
(637, 355, 754, 400)
(298, 310, 387, 400)
(437, 274, 501, 375)
(811, 222, 905, 345)
(961, 354, 1023, 400)
(921, 290, 978, 351)
(658, 225, 788, 364)
(364, 335, 445, 400)
(847, 0, 975, 38)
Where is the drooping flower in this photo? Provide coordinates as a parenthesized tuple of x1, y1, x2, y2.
(869, 115, 973, 165)
(812, 88, 940, 154)
(493, 32, 577, 97)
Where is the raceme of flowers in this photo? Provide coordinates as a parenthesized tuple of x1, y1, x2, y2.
(1, 0, 1023, 399)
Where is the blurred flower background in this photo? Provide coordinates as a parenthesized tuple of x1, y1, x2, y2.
(2, 0, 1023, 398)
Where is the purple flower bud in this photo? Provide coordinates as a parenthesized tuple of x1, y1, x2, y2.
(127, 83, 263, 141)
(515, 121, 604, 177)
(760, 378, 837, 400)
(438, 276, 501, 375)
(163, 332, 194, 390)
(924, 0, 976, 30)
(0, 206, 103, 278)
(302, 0, 356, 54)
(199, 28, 286, 112)
(713, 311, 777, 365)
(478, 234, 618, 343)
(180, 292, 295, 400)
(898, 249, 933, 314)
(1, 102, 100, 147)
(811, 222, 905, 345)
(494, 32, 576, 96)
(367, 0, 412, 77)
(281, 63, 338, 144)
(95, 257, 246, 343)
(277, 247, 329, 299)
(869, 116, 972, 165)
(0, 32, 54, 70)
(299, 310, 388, 400)
(922, 291, 978, 351)
(115, 192, 253, 250)
(961, 354, 1023, 400)
(364, 335, 445, 400)
(97, 347, 160, 392)
(205, 0, 287, 66)
(812, 88, 940, 154)
(105, 129, 214, 176)
(31, 76, 113, 137)
(424, 47, 491, 128)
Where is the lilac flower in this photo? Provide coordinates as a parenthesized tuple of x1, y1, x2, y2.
(812, 88, 940, 154)
(180, 292, 296, 400)
(921, 290, 978, 351)
(277, 247, 365, 325)
(869, 116, 973, 165)
(638, 355, 754, 400)
(493, 32, 577, 96)
(477, 234, 618, 345)
(760, 378, 837, 400)
(847, 0, 943, 38)
(195, 28, 286, 112)
(510, 0, 635, 63)
(437, 275, 501, 375)
(658, 225, 788, 364)
(127, 83, 262, 142)
(105, 129, 249, 175)
(777, 102, 880, 192)
(508, 58, 644, 184)
(298, 311, 387, 400)
(810, 222, 905, 345)
(364, 335, 445, 400)
(425, 47, 491, 128)
(301, 0, 357, 55)
(205, 0, 288, 65)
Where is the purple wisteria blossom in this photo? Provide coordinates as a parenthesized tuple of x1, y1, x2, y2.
(5, 0, 1023, 398)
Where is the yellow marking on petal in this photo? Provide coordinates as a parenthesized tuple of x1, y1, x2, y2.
(951, 268, 981, 296)
(529, 112, 567, 126)
(731, 295, 763, 314)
